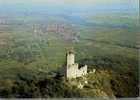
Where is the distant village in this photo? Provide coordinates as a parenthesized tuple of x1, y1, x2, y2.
(32, 23, 80, 43)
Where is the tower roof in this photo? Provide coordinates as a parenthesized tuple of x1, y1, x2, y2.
(66, 47, 74, 54)
(67, 49, 74, 54)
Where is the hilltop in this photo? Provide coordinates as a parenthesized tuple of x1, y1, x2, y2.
(0, 66, 115, 98)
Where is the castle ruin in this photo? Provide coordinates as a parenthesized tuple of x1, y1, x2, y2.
(65, 50, 87, 79)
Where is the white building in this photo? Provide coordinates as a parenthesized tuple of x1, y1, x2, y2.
(65, 50, 87, 79)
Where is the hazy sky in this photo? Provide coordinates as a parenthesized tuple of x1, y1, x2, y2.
(0, 0, 138, 13)
(0, 0, 138, 5)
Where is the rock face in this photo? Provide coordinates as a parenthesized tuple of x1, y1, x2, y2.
(65, 50, 87, 79)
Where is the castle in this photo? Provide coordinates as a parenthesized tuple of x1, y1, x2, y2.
(65, 50, 87, 79)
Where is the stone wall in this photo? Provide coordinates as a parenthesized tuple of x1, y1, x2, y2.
(66, 64, 87, 79)
(76, 65, 87, 77)
(66, 52, 75, 66)
(66, 64, 78, 78)
(65, 51, 87, 79)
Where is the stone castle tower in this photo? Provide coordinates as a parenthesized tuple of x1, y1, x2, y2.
(65, 50, 87, 79)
